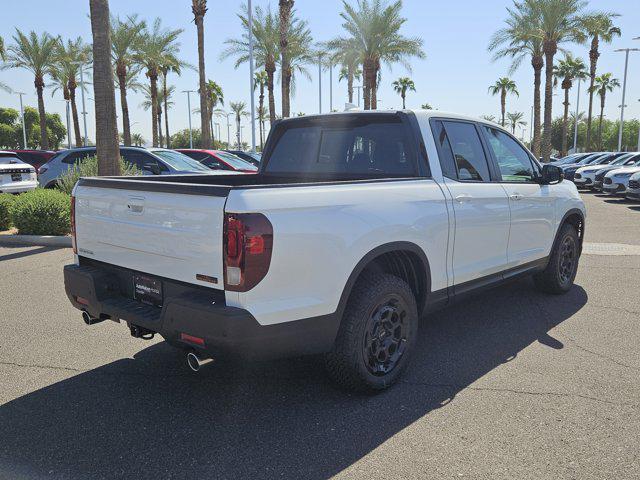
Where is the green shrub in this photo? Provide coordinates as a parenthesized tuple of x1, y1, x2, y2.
(0, 193, 16, 230)
(9, 189, 71, 236)
(56, 155, 141, 196)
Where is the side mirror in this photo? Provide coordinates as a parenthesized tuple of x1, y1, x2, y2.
(142, 163, 161, 175)
(540, 164, 563, 185)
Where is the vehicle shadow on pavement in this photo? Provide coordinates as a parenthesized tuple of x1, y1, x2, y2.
(0, 278, 587, 480)
(0, 246, 64, 262)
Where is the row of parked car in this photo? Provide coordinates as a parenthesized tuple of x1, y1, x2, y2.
(0, 147, 261, 194)
(551, 151, 640, 201)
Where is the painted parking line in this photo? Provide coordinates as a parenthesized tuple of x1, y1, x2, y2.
(582, 242, 640, 256)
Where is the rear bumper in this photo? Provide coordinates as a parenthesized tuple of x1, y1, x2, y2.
(64, 263, 339, 360)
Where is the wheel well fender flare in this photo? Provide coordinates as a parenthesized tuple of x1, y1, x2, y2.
(335, 241, 432, 319)
(551, 208, 585, 256)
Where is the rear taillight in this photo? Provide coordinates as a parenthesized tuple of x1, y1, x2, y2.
(223, 212, 273, 292)
(71, 195, 77, 254)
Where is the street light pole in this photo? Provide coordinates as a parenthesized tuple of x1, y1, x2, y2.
(614, 48, 640, 151)
(226, 113, 232, 147)
(248, 0, 256, 152)
(318, 53, 323, 114)
(16, 92, 27, 149)
(182, 90, 196, 148)
(79, 63, 88, 146)
(573, 77, 581, 153)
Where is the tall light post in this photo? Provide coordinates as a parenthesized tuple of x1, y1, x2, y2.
(248, 0, 256, 152)
(79, 63, 89, 146)
(182, 90, 196, 148)
(225, 112, 232, 147)
(614, 48, 639, 151)
(16, 92, 27, 149)
(318, 52, 323, 114)
(572, 77, 582, 153)
(354, 85, 362, 107)
(637, 99, 640, 152)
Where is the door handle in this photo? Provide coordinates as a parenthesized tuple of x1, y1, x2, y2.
(454, 194, 472, 203)
(509, 193, 523, 201)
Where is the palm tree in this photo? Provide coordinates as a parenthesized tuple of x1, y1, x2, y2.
(279, 21, 313, 99)
(4, 30, 58, 149)
(192, 0, 211, 148)
(254, 71, 267, 147)
(589, 73, 619, 150)
(279, 0, 295, 118)
(522, 0, 586, 161)
(335, 0, 425, 110)
(421, 103, 433, 110)
(221, 4, 280, 124)
(553, 54, 587, 156)
(205, 80, 224, 143)
(488, 77, 518, 127)
(135, 18, 183, 147)
(131, 132, 145, 146)
(54, 37, 92, 147)
(230, 101, 249, 149)
(489, 3, 544, 156)
(111, 14, 145, 146)
(160, 58, 189, 148)
(581, 12, 621, 151)
(89, 0, 120, 175)
(0, 36, 11, 93)
(392, 77, 415, 109)
(481, 114, 497, 123)
(337, 63, 361, 104)
(506, 111, 527, 135)
(140, 84, 174, 148)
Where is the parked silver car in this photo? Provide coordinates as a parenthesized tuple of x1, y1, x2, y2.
(38, 146, 212, 188)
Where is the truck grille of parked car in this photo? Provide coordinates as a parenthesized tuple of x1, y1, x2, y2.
(629, 180, 640, 189)
(2, 168, 32, 174)
(604, 177, 613, 185)
(574, 173, 582, 179)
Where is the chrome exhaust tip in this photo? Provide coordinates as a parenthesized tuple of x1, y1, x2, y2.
(82, 310, 106, 326)
(186, 352, 213, 372)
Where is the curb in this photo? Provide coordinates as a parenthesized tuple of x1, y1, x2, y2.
(0, 234, 72, 248)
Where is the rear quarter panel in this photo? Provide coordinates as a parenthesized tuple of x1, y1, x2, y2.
(225, 179, 450, 325)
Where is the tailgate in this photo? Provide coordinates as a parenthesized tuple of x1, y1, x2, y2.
(74, 183, 227, 290)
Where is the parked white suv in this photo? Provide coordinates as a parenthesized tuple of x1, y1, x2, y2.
(625, 171, 640, 201)
(0, 151, 37, 194)
(64, 110, 585, 391)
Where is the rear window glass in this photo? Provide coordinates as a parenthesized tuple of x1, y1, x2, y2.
(0, 154, 23, 165)
(263, 116, 417, 176)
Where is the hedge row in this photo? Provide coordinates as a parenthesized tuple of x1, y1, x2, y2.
(0, 189, 71, 236)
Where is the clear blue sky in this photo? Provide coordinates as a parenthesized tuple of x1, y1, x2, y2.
(1, 0, 638, 146)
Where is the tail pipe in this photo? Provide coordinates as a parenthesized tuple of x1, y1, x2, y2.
(186, 352, 214, 372)
(82, 310, 106, 326)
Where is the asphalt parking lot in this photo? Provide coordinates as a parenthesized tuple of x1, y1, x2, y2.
(0, 193, 638, 480)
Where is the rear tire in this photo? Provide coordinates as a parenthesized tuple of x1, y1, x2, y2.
(325, 272, 418, 392)
(533, 223, 580, 294)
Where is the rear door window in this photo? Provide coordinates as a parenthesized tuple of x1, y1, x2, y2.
(63, 150, 95, 164)
(436, 121, 492, 182)
(264, 115, 418, 176)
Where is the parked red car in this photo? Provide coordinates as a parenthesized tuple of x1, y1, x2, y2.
(176, 149, 258, 173)
(10, 150, 56, 170)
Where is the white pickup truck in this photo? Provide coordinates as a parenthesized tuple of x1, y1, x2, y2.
(64, 110, 585, 391)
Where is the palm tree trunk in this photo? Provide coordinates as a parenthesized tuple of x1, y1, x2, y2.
(158, 107, 163, 148)
(347, 64, 354, 103)
(266, 61, 276, 124)
(500, 89, 506, 127)
(541, 44, 556, 162)
(35, 77, 49, 150)
(279, 0, 293, 118)
(89, 0, 120, 175)
(68, 83, 83, 147)
(531, 56, 543, 157)
(401, 91, 406, 109)
(561, 87, 570, 157)
(163, 74, 170, 148)
(585, 36, 599, 151)
(194, 6, 211, 148)
(117, 63, 131, 146)
(598, 93, 605, 150)
(150, 74, 159, 147)
(363, 60, 372, 110)
(371, 61, 379, 109)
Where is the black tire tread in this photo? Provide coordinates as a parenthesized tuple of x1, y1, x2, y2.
(533, 223, 579, 294)
(325, 272, 417, 392)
